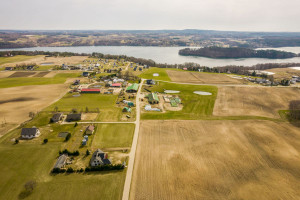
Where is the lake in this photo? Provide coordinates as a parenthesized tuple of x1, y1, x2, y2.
(1, 46, 300, 67)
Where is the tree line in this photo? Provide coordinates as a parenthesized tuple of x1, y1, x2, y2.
(179, 47, 298, 59)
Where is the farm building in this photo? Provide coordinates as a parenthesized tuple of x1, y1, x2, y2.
(51, 113, 63, 123)
(53, 154, 68, 169)
(85, 125, 95, 135)
(126, 83, 139, 93)
(81, 88, 100, 93)
(146, 79, 156, 85)
(148, 93, 159, 104)
(66, 113, 82, 122)
(82, 139, 87, 146)
(21, 128, 40, 139)
(90, 149, 111, 167)
(111, 83, 122, 87)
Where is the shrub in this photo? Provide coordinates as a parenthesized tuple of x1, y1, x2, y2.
(86, 149, 90, 156)
(85, 164, 124, 172)
(59, 149, 80, 156)
(43, 139, 48, 144)
(66, 167, 74, 173)
(15, 139, 19, 144)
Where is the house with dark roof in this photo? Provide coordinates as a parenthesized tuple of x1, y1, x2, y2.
(146, 79, 156, 85)
(51, 113, 63, 123)
(66, 113, 82, 122)
(90, 149, 111, 167)
(85, 125, 95, 135)
(5, 67, 14, 71)
(21, 128, 40, 139)
(53, 154, 68, 169)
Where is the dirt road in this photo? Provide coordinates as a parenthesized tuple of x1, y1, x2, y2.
(122, 79, 144, 200)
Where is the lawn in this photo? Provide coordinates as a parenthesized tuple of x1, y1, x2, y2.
(138, 67, 172, 81)
(142, 81, 218, 120)
(0, 73, 80, 88)
(0, 143, 126, 200)
(92, 123, 135, 148)
(46, 93, 118, 112)
(0, 55, 42, 66)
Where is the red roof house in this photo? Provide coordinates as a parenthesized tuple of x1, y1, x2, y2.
(111, 83, 122, 87)
(81, 88, 100, 93)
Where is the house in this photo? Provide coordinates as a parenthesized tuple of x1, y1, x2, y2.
(81, 88, 100, 93)
(148, 93, 159, 104)
(90, 149, 111, 167)
(51, 113, 63, 123)
(146, 79, 155, 85)
(21, 128, 40, 139)
(126, 83, 139, 93)
(82, 72, 89, 77)
(26, 65, 35, 70)
(53, 154, 68, 169)
(85, 125, 95, 135)
(66, 113, 82, 122)
(111, 83, 122, 87)
(5, 67, 13, 71)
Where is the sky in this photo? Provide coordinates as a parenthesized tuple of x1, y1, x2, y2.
(1, 0, 300, 32)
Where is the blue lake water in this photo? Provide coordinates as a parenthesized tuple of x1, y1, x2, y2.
(1, 46, 300, 67)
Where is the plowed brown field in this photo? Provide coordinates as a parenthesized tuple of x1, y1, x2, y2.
(213, 86, 300, 118)
(130, 120, 300, 200)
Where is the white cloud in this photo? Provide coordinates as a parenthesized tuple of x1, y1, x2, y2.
(0, 0, 299, 31)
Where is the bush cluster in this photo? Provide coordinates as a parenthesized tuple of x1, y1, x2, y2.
(59, 149, 79, 156)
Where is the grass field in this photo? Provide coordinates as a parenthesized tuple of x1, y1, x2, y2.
(0, 142, 126, 200)
(92, 124, 135, 148)
(0, 73, 80, 88)
(141, 81, 217, 120)
(167, 70, 246, 84)
(131, 120, 300, 200)
(139, 67, 172, 81)
(214, 86, 300, 118)
(0, 55, 43, 66)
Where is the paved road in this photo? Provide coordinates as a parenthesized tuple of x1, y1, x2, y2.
(122, 79, 144, 200)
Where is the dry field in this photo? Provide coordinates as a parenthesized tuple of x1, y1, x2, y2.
(130, 120, 300, 200)
(0, 84, 68, 137)
(266, 68, 300, 80)
(214, 86, 300, 118)
(8, 71, 36, 78)
(167, 70, 245, 84)
(4, 56, 88, 66)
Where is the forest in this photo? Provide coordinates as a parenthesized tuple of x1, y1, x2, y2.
(179, 47, 299, 59)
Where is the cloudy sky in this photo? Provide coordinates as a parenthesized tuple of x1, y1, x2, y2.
(1, 0, 300, 31)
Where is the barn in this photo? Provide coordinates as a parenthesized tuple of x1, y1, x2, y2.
(111, 83, 122, 87)
(81, 88, 100, 93)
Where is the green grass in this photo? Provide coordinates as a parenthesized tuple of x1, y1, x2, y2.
(47, 93, 118, 112)
(0, 73, 80, 88)
(142, 81, 218, 120)
(139, 67, 172, 81)
(0, 55, 43, 66)
(92, 124, 135, 148)
(0, 142, 126, 200)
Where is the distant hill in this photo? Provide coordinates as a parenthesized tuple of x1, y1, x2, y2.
(179, 47, 299, 59)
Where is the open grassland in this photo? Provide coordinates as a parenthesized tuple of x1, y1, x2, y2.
(1, 56, 88, 67)
(141, 81, 217, 120)
(139, 67, 172, 81)
(0, 84, 69, 137)
(131, 120, 300, 200)
(167, 70, 246, 84)
(265, 68, 300, 80)
(0, 55, 43, 66)
(0, 73, 80, 88)
(0, 142, 126, 200)
(214, 86, 300, 118)
(46, 93, 127, 121)
(92, 124, 135, 149)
